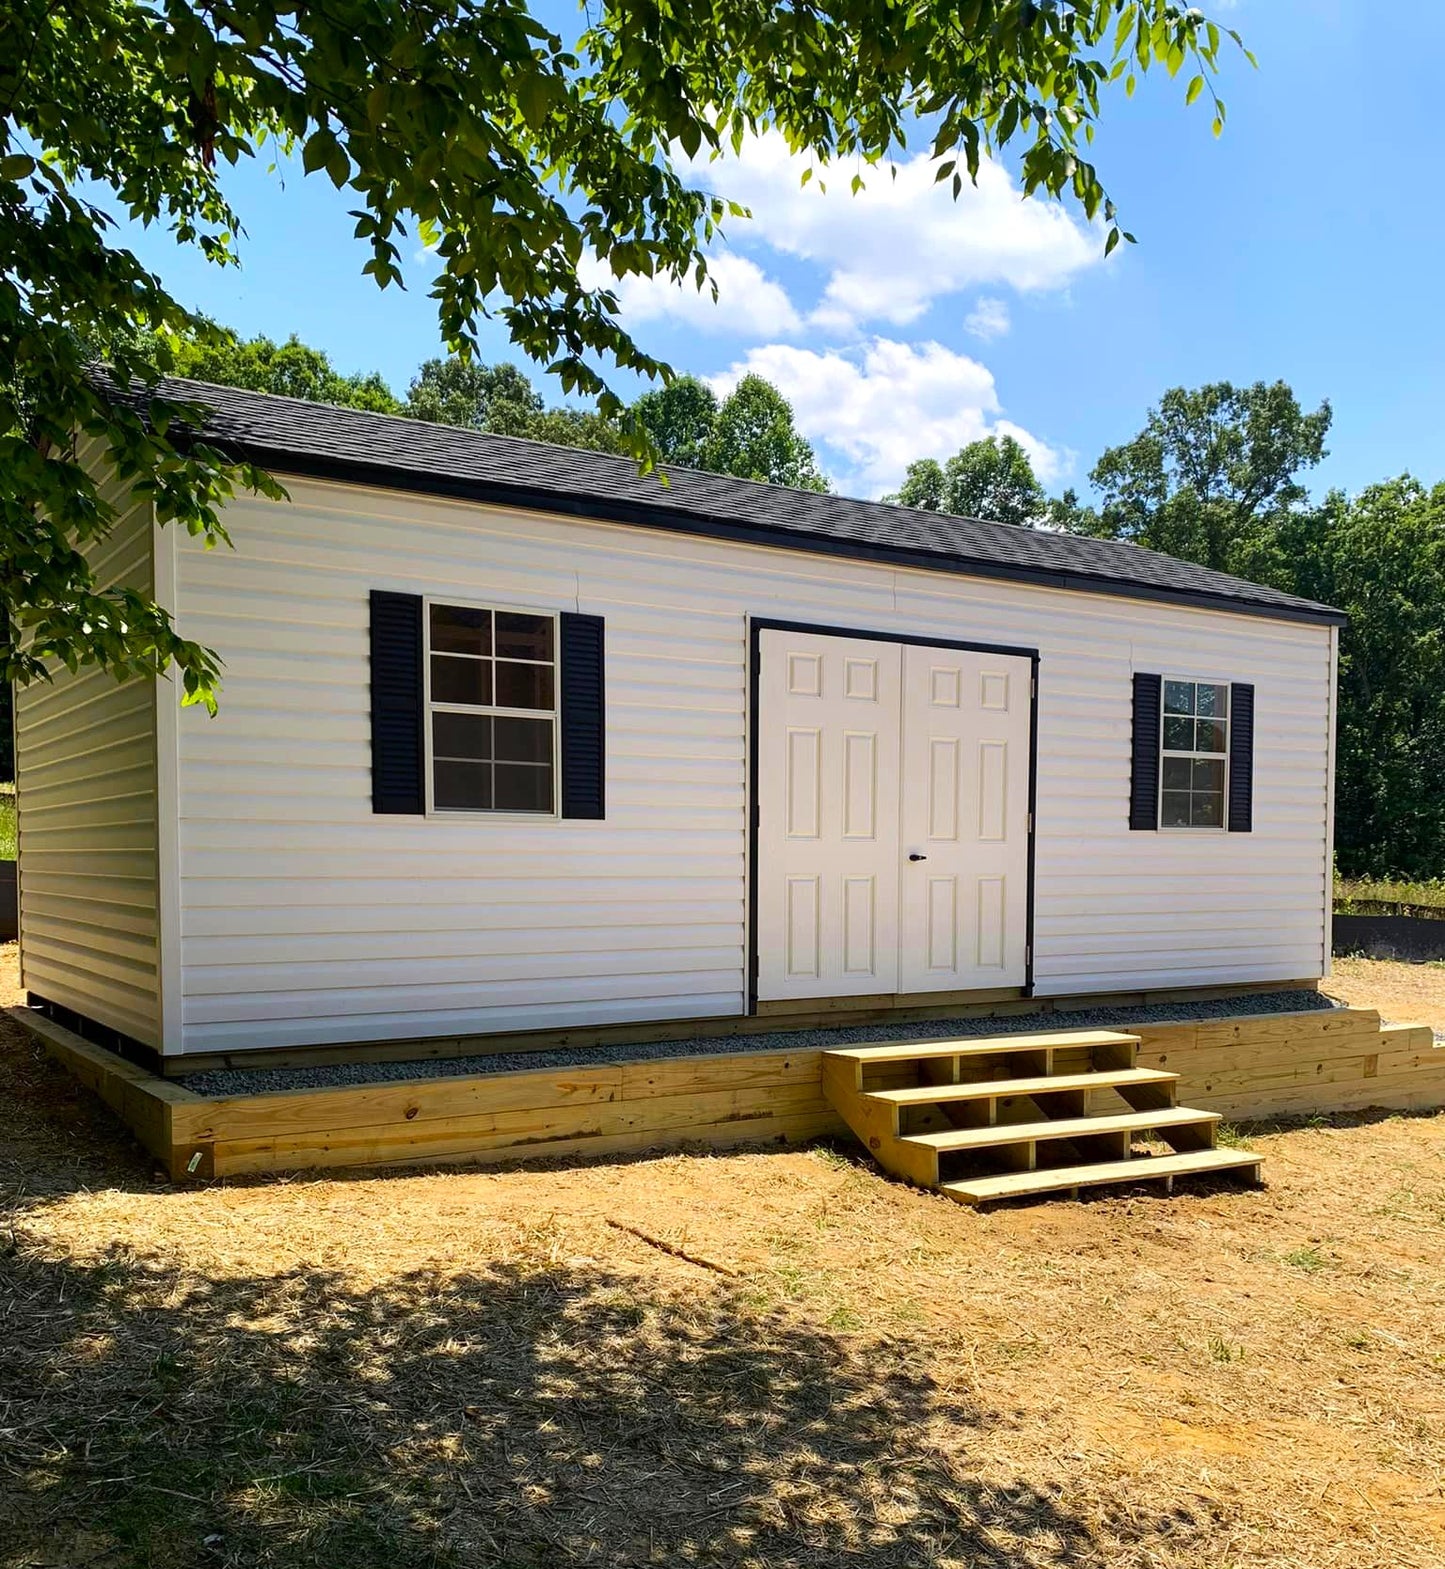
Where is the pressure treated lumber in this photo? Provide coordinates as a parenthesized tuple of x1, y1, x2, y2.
(823, 1029, 1138, 1065)
(940, 1148, 1264, 1207)
(11, 1001, 1445, 1186)
(822, 1031, 1236, 1203)
(865, 1067, 1178, 1109)
(900, 1105, 1220, 1153)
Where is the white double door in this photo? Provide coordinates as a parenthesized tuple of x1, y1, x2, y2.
(756, 628, 1032, 1001)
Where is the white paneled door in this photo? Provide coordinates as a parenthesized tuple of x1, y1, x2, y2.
(756, 631, 903, 1000)
(896, 644, 1033, 993)
(756, 628, 1032, 1003)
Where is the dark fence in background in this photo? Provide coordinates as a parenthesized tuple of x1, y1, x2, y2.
(0, 862, 15, 942)
(1334, 911, 1445, 962)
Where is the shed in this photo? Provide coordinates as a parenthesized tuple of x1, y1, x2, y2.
(14, 379, 1346, 1072)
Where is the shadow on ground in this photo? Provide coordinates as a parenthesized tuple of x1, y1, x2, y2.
(0, 1018, 1213, 1568)
(1, 1238, 1211, 1569)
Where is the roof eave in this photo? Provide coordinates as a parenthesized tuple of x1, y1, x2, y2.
(219, 439, 1352, 630)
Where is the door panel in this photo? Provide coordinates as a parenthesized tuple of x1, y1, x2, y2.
(756, 628, 1031, 1003)
(756, 630, 901, 1000)
(897, 646, 1032, 993)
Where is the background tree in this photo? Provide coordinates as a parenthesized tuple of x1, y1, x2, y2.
(1068, 381, 1331, 576)
(632, 377, 720, 468)
(887, 436, 1044, 524)
(943, 434, 1045, 525)
(2, 0, 1243, 708)
(889, 459, 946, 512)
(1048, 377, 1445, 877)
(403, 359, 541, 431)
(701, 377, 828, 491)
(404, 358, 626, 450)
(168, 329, 399, 413)
(1275, 478, 1445, 878)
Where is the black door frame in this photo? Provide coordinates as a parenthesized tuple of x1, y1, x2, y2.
(747, 616, 1040, 1014)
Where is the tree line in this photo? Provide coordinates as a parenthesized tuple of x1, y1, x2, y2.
(141, 329, 1445, 881)
(163, 328, 827, 491)
(902, 383, 1445, 883)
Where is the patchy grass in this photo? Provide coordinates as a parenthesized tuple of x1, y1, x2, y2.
(5, 947, 1445, 1567)
(0, 782, 13, 860)
(1335, 874, 1445, 917)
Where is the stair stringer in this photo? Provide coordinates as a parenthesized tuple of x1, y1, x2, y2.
(820, 1054, 939, 1187)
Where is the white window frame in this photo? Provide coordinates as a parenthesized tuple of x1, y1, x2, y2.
(422, 594, 562, 821)
(1157, 673, 1231, 834)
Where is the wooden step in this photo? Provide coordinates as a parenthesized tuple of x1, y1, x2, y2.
(899, 1105, 1219, 1154)
(866, 1066, 1178, 1109)
(823, 1029, 1139, 1066)
(940, 1147, 1263, 1207)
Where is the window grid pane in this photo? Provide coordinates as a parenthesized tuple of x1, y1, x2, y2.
(1159, 678, 1231, 829)
(426, 601, 558, 813)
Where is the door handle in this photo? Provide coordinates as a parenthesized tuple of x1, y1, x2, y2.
(908, 853, 928, 862)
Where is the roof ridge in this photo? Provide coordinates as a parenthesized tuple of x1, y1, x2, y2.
(95, 375, 1345, 626)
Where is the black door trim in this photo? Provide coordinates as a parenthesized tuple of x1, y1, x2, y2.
(746, 617, 1040, 1014)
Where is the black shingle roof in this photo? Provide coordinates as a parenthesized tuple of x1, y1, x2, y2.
(119, 377, 1345, 626)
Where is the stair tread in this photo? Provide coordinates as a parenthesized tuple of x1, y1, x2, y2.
(942, 1148, 1262, 1204)
(899, 1105, 1220, 1151)
(866, 1067, 1178, 1107)
(823, 1029, 1139, 1065)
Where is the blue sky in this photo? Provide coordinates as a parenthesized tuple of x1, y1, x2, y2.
(108, 1, 1443, 502)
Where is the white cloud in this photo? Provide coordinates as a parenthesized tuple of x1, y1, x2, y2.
(965, 296, 1011, 341)
(710, 338, 1064, 498)
(681, 132, 1102, 332)
(578, 250, 802, 338)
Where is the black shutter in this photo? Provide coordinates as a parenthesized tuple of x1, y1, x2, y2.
(1228, 682, 1255, 832)
(560, 612, 605, 819)
(370, 590, 425, 814)
(1129, 672, 1162, 830)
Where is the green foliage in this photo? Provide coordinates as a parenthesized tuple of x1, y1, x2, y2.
(403, 358, 541, 432)
(1, 0, 1242, 707)
(1334, 874, 1445, 915)
(169, 329, 400, 413)
(1277, 478, 1445, 878)
(1051, 380, 1445, 878)
(633, 376, 720, 469)
(404, 357, 627, 452)
(888, 436, 1045, 525)
(700, 376, 827, 492)
(1067, 381, 1332, 575)
(889, 458, 946, 512)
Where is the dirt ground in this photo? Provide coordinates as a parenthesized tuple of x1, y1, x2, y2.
(1327, 954, 1445, 1032)
(4, 950, 1445, 1569)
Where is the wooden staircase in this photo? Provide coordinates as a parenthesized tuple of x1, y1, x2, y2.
(821, 1029, 1263, 1206)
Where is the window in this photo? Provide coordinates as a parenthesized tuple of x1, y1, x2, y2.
(426, 601, 558, 813)
(1159, 678, 1229, 829)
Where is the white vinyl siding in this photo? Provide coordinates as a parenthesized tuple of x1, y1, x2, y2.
(15, 459, 161, 1045)
(167, 475, 1334, 1054)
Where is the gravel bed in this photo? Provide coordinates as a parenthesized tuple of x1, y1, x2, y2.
(181, 988, 1334, 1098)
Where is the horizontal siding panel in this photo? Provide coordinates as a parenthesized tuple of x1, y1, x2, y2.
(181, 875, 739, 908)
(181, 992, 746, 1052)
(171, 476, 1332, 1052)
(15, 484, 161, 1047)
(18, 733, 158, 789)
(23, 890, 160, 940)
(183, 922, 742, 965)
(1037, 955, 1327, 993)
(182, 898, 735, 938)
(184, 945, 744, 996)
(183, 968, 742, 1024)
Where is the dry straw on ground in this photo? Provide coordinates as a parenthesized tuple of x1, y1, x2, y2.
(3, 949, 1445, 1567)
